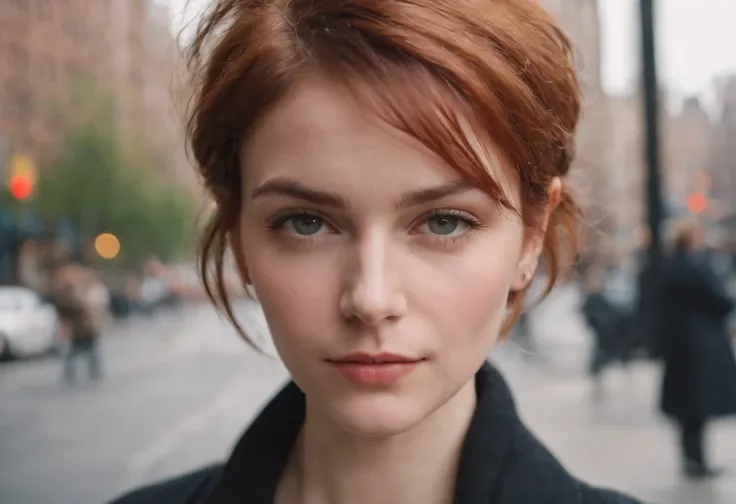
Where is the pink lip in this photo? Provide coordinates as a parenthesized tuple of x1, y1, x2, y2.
(328, 353, 423, 385)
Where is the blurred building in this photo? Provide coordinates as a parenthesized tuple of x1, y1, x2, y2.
(0, 0, 112, 164)
(542, 1, 728, 264)
(605, 94, 645, 253)
(0, 0, 192, 187)
(110, 0, 193, 189)
(543, 0, 617, 267)
(708, 75, 736, 230)
(664, 96, 713, 216)
(604, 90, 717, 254)
(543, 0, 604, 95)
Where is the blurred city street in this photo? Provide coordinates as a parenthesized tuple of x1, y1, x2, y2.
(499, 285, 736, 504)
(1, 286, 736, 504)
(0, 301, 289, 504)
(1, 1, 735, 504)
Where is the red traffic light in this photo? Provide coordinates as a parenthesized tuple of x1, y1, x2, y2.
(9, 174, 33, 200)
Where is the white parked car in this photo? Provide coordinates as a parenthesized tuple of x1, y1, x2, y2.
(0, 286, 61, 360)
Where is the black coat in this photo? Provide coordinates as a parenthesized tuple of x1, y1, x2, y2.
(582, 292, 629, 357)
(109, 363, 641, 504)
(658, 251, 736, 422)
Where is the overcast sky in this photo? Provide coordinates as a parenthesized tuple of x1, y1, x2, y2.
(167, 0, 736, 99)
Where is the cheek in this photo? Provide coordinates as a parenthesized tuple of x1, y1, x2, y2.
(242, 241, 338, 351)
(409, 226, 523, 343)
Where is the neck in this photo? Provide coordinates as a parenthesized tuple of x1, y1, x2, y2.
(282, 378, 477, 504)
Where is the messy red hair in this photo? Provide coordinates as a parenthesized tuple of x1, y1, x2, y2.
(185, 0, 581, 345)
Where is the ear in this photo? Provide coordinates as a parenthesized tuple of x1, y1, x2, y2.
(511, 177, 562, 291)
(228, 224, 251, 286)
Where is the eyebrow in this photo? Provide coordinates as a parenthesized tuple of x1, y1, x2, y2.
(250, 178, 347, 208)
(396, 179, 477, 208)
(250, 177, 478, 209)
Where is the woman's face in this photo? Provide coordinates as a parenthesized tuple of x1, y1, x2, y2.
(236, 76, 545, 437)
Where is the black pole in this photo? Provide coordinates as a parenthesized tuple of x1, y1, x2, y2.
(637, 0, 665, 358)
(640, 0, 665, 262)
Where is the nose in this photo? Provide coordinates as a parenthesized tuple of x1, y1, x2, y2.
(339, 231, 407, 326)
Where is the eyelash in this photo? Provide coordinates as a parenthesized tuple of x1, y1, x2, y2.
(266, 208, 484, 248)
(413, 209, 484, 247)
(266, 210, 337, 248)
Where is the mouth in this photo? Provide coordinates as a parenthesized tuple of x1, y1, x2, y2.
(327, 353, 425, 385)
(328, 352, 424, 364)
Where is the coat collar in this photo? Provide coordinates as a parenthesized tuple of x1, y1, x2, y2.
(206, 362, 552, 504)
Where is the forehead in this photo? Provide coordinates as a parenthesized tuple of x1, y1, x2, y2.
(240, 75, 516, 200)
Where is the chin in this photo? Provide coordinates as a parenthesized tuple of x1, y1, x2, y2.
(325, 391, 435, 438)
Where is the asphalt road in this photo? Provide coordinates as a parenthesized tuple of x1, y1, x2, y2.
(0, 301, 288, 504)
(1, 289, 735, 504)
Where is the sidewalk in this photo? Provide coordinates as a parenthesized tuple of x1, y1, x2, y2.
(493, 284, 736, 504)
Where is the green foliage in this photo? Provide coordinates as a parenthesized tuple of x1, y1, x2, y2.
(0, 189, 13, 209)
(35, 83, 197, 266)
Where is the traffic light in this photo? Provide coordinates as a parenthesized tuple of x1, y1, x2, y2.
(7, 154, 36, 201)
(6, 153, 36, 202)
(9, 174, 33, 201)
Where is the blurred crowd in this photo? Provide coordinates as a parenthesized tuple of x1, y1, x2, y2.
(0, 245, 197, 363)
(576, 219, 736, 478)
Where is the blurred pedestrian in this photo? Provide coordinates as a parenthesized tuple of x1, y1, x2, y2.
(581, 271, 619, 384)
(658, 219, 736, 479)
(51, 262, 108, 385)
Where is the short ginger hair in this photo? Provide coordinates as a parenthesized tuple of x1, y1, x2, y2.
(185, 0, 582, 344)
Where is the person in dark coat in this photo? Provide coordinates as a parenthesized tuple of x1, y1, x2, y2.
(581, 271, 622, 379)
(658, 220, 736, 478)
(108, 0, 643, 502)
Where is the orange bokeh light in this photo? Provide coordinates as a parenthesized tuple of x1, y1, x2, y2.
(686, 191, 707, 215)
